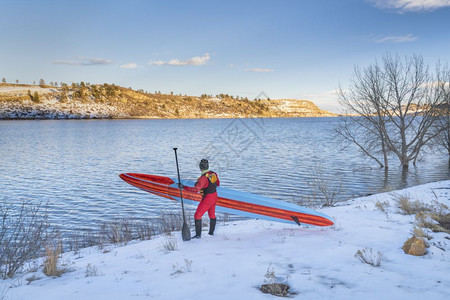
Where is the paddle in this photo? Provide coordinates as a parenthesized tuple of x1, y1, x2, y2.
(173, 148, 191, 241)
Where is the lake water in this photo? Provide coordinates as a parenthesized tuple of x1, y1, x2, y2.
(1, 118, 449, 233)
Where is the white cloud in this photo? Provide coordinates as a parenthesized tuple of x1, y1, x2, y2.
(148, 53, 211, 66)
(53, 56, 113, 66)
(375, 33, 418, 43)
(245, 68, 275, 73)
(371, 0, 450, 12)
(120, 63, 138, 69)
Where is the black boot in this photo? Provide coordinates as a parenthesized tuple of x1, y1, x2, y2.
(208, 218, 216, 235)
(192, 219, 202, 239)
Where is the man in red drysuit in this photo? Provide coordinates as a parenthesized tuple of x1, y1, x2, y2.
(179, 159, 220, 238)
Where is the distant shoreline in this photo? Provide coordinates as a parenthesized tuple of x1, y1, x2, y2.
(0, 83, 337, 120)
(0, 115, 339, 121)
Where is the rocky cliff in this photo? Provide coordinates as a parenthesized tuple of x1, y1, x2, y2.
(0, 83, 335, 119)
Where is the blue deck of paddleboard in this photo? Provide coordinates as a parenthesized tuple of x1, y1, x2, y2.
(170, 178, 333, 225)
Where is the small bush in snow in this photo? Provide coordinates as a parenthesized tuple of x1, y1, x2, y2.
(99, 218, 134, 245)
(272, 233, 287, 244)
(354, 248, 382, 267)
(43, 239, 66, 277)
(394, 194, 431, 215)
(375, 200, 390, 213)
(171, 259, 192, 277)
(98, 218, 155, 246)
(411, 226, 432, 240)
(220, 213, 231, 223)
(85, 263, 100, 277)
(415, 212, 450, 234)
(26, 274, 43, 285)
(307, 163, 344, 207)
(159, 210, 187, 234)
(160, 236, 178, 252)
(0, 200, 54, 279)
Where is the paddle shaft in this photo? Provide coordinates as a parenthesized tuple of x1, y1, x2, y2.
(173, 148, 187, 224)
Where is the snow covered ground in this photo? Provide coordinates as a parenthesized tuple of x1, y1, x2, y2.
(2, 181, 449, 300)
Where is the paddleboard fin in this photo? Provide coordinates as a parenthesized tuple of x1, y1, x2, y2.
(291, 216, 301, 226)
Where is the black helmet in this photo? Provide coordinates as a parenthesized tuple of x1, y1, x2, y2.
(199, 159, 209, 171)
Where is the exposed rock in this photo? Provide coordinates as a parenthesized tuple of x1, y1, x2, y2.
(0, 83, 336, 119)
(260, 283, 292, 297)
(402, 236, 427, 256)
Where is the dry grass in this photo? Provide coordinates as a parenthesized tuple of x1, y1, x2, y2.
(43, 240, 66, 277)
(434, 213, 450, 232)
(354, 248, 382, 267)
(416, 212, 450, 234)
(375, 200, 391, 213)
(98, 218, 156, 246)
(160, 235, 178, 252)
(394, 194, 431, 215)
(411, 226, 430, 239)
(158, 210, 190, 234)
(26, 274, 43, 285)
(170, 259, 192, 277)
(85, 263, 100, 277)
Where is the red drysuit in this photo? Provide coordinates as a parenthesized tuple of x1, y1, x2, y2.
(183, 171, 220, 220)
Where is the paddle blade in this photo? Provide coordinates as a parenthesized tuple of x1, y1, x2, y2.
(181, 222, 191, 241)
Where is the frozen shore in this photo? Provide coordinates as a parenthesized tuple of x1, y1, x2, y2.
(1, 180, 449, 300)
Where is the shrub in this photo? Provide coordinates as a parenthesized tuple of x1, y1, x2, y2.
(354, 248, 382, 267)
(416, 212, 450, 234)
(171, 259, 192, 277)
(375, 200, 390, 213)
(434, 213, 450, 232)
(158, 210, 189, 234)
(411, 226, 431, 240)
(160, 236, 178, 252)
(0, 200, 53, 279)
(32, 91, 40, 103)
(85, 263, 100, 277)
(99, 218, 134, 245)
(134, 219, 155, 241)
(394, 194, 431, 215)
(308, 163, 344, 207)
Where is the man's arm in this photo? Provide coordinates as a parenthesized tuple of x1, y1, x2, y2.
(183, 176, 208, 193)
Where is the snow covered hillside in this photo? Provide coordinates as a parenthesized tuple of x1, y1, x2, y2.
(0, 85, 124, 119)
(0, 83, 335, 119)
(1, 181, 449, 300)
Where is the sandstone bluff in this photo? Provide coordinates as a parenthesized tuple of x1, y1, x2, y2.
(0, 83, 335, 119)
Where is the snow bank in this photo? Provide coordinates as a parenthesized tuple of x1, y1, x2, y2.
(1, 181, 449, 299)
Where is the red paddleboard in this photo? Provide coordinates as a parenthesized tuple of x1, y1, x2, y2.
(119, 173, 334, 227)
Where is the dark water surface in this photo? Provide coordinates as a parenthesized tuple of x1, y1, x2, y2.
(1, 118, 449, 232)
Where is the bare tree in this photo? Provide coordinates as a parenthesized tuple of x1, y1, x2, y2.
(337, 54, 449, 169)
(435, 106, 450, 157)
(430, 64, 450, 158)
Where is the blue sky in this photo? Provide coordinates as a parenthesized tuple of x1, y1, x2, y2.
(1, 0, 449, 112)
